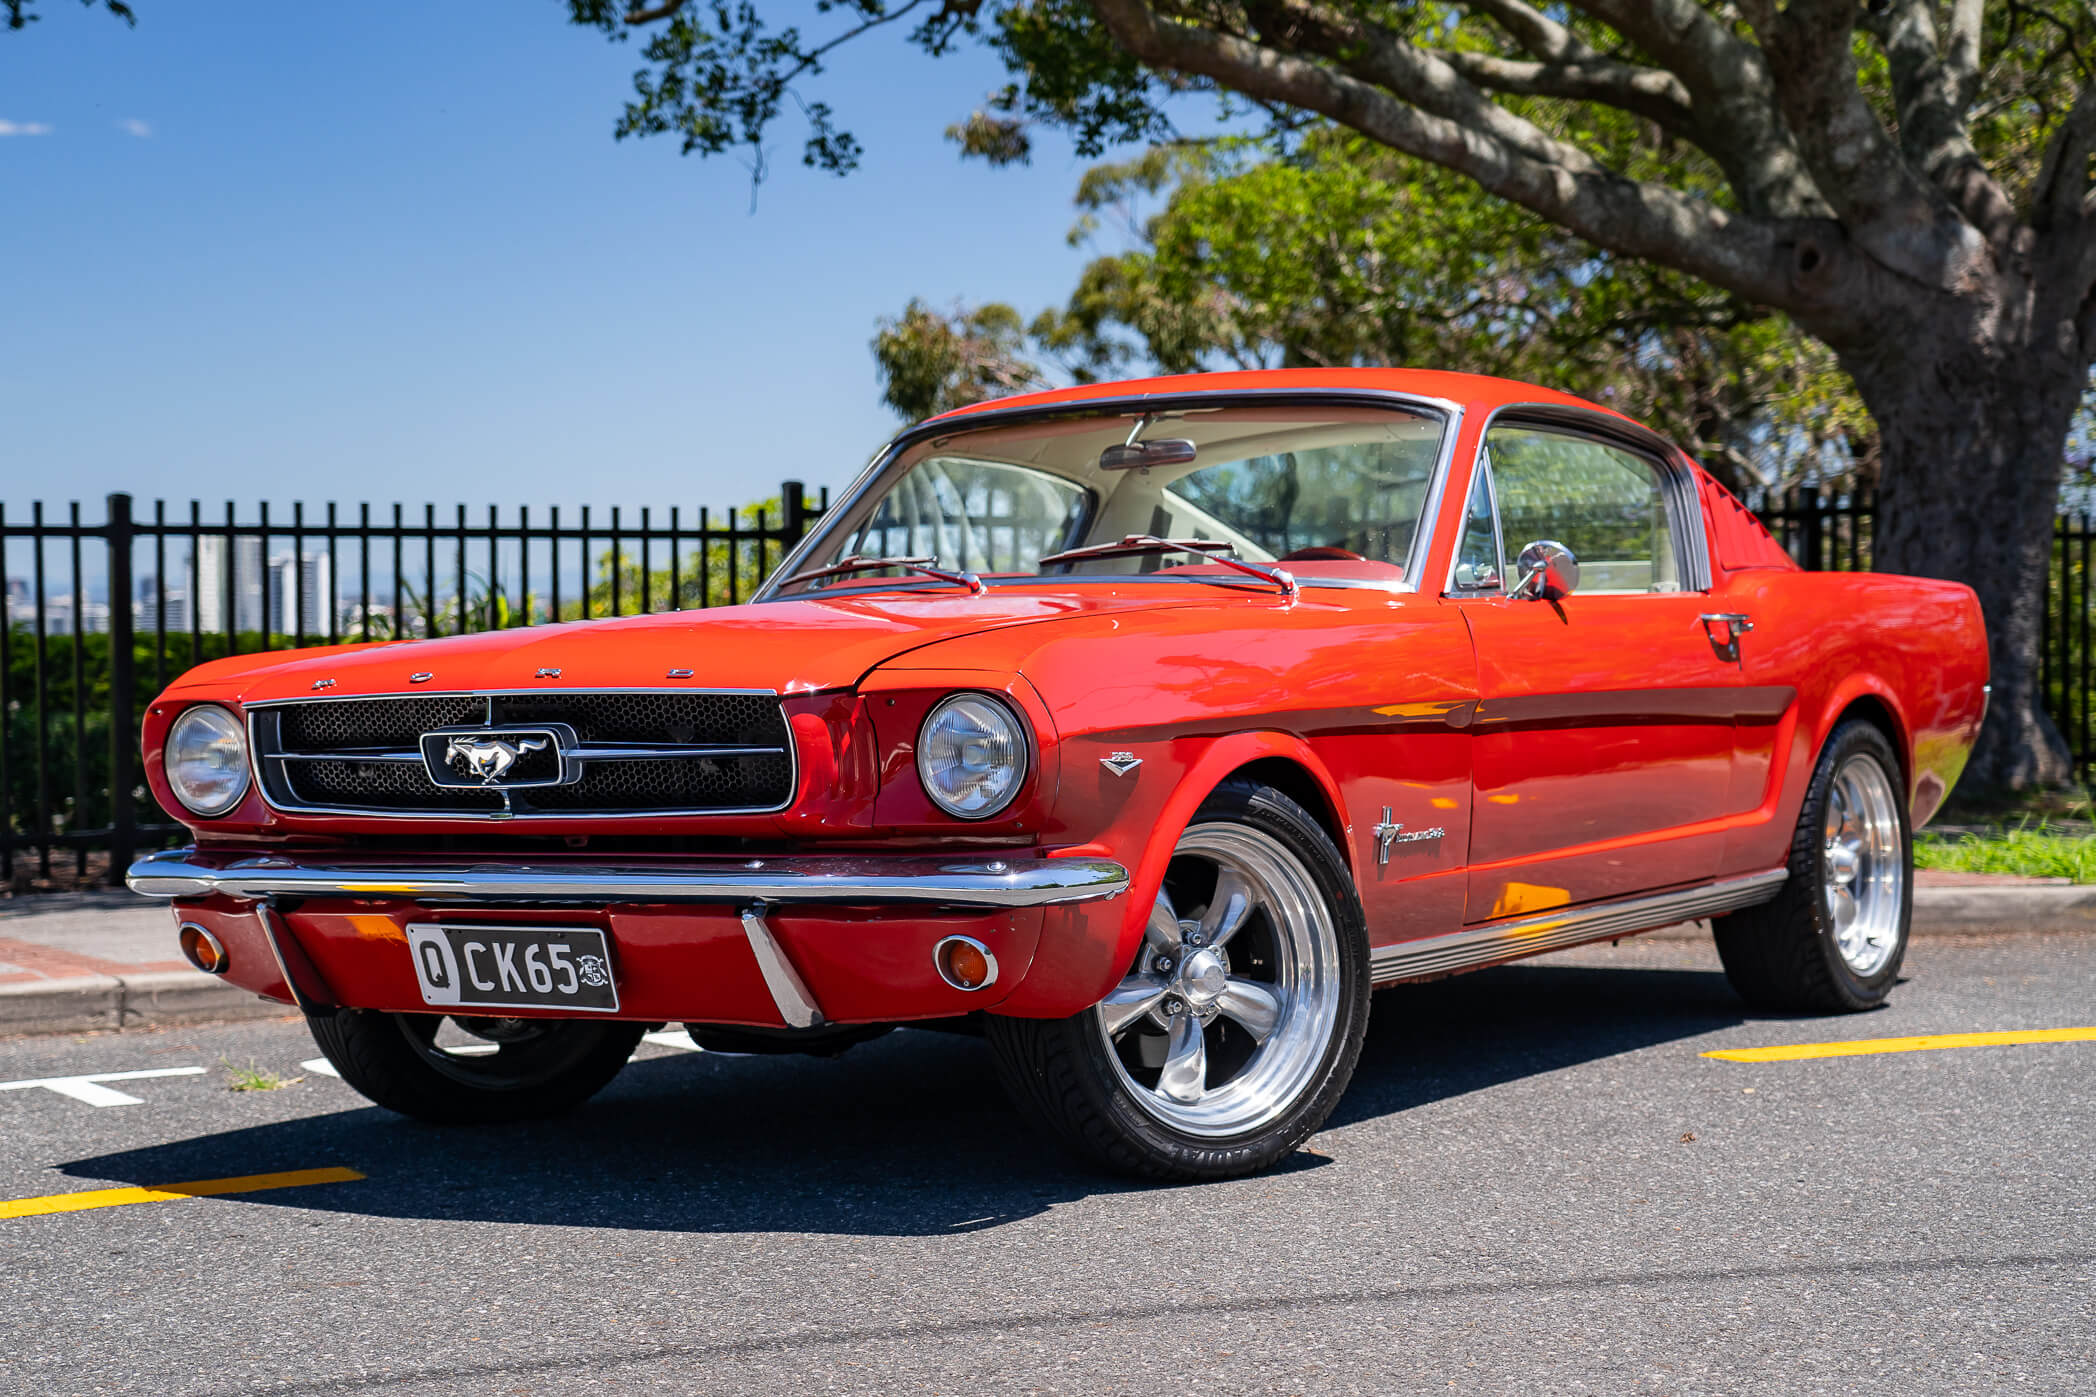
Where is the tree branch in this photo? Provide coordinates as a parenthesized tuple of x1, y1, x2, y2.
(1863, 0, 2017, 247)
(1236, 0, 1638, 179)
(1735, 0, 1986, 289)
(1461, 0, 1600, 64)
(2035, 75, 2096, 229)
(622, 0, 685, 23)
(1946, 0, 1985, 108)
(1087, 0, 1824, 315)
(1440, 50, 1695, 136)
(1558, 0, 1826, 219)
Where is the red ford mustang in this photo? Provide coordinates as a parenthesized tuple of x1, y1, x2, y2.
(129, 369, 1988, 1179)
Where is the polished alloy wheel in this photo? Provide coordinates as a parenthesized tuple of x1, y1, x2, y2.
(1822, 752, 1904, 976)
(1094, 823, 1342, 1137)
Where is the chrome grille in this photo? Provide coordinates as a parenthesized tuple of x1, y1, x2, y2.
(252, 691, 794, 818)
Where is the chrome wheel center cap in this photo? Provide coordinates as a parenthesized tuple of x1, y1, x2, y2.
(1174, 947, 1229, 1011)
(1827, 842, 1860, 885)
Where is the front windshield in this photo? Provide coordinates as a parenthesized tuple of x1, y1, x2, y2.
(777, 401, 1445, 594)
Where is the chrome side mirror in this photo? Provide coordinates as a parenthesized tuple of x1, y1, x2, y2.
(1511, 540, 1579, 601)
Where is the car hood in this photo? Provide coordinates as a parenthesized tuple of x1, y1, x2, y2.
(160, 589, 1208, 705)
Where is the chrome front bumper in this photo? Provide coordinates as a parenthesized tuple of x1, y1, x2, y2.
(125, 847, 1131, 909)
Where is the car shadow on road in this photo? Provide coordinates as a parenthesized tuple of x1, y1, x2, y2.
(57, 959, 1749, 1235)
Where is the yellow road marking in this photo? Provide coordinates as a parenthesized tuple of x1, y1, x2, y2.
(0, 1166, 364, 1220)
(1704, 1027, 2096, 1063)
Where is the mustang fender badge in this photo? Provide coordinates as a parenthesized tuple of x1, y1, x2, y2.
(1374, 806, 1445, 864)
(1101, 751, 1143, 776)
(446, 735, 549, 785)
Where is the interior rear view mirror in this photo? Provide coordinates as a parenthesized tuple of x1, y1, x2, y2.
(1100, 439, 1197, 470)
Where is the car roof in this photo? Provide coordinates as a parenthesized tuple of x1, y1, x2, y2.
(927, 367, 1645, 431)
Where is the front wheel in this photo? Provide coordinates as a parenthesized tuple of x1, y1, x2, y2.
(1712, 719, 1912, 1013)
(305, 1010, 646, 1123)
(987, 780, 1370, 1181)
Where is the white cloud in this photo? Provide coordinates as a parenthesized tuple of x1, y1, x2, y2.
(0, 120, 54, 137)
(116, 118, 152, 139)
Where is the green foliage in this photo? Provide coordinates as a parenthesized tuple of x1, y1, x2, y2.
(567, 0, 985, 180)
(884, 136, 1870, 492)
(565, 506, 788, 617)
(872, 299, 1048, 420)
(1916, 823, 2096, 883)
(3, 628, 201, 846)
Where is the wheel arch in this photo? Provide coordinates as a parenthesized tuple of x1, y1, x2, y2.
(1117, 734, 1354, 969)
(1226, 755, 1354, 872)
(1821, 686, 1912, 792)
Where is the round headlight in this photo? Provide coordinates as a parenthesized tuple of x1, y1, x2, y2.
(165, 704, 251, 817)
(916, 693, 1029, 820)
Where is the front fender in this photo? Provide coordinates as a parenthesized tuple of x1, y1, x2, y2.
(999, 730, 1350, 1018)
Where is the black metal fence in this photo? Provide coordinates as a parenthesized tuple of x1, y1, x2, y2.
(1, 485, 827, 888)
(6, 484, 2092, 885)
(1752, 487, 2095, 782)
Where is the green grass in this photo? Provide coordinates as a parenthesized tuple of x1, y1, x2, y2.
(1915, 822, 2096, 882)
(221, 1058, 302, 1092)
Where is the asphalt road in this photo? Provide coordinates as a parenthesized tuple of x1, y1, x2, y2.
(0, 931, 2090, 1396)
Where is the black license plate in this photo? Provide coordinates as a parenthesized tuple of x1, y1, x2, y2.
(405, 924, 619, 1013)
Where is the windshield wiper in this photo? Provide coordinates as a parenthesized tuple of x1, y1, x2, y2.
(1036, 535, 1298, 596)
(781, 553, 986, 595)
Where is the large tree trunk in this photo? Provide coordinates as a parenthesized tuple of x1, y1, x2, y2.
(1838, 311, 2084, 794)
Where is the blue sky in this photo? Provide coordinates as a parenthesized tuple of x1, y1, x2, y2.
(0, 2, 1129, 520)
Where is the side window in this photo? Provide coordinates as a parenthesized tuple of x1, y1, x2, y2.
(1484, 426, 1684, 594)
(1450, 453, 1502, 592)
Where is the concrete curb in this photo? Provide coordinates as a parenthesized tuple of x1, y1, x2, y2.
(0, 970, 291, 1038)
(1, 883, 2090, 1037)
(1910, 883, 2096, 935)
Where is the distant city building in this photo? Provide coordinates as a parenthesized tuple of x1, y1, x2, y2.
(188, 537, 334, 635)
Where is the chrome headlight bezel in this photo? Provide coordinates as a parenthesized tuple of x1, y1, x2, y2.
(164, 704, 252, 818)
(915, 692, 1030, 821)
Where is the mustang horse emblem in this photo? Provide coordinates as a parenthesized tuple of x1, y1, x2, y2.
(444, 735, 548, 785)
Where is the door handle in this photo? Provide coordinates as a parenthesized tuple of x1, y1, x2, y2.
(1699, 612, 1753, 662)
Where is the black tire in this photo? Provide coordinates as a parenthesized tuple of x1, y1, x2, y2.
(305, 1010, 646, 1124)
(986, 779, 1371, 1181)
(1712, 719, 1912, 1013)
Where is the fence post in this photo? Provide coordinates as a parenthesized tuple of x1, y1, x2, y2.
(781, 481, 807, 544)
(105, 492, 136, 885)
(1800, 489, 1825, 570)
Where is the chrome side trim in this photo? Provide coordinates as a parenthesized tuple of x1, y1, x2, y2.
(1369, 870, 1788, 984)
(754, 387, 1466, 602)
(741, 903, 825, 1028)
(126, 848, 1131, 909)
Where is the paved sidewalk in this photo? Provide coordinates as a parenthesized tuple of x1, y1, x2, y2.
(2, 870, 2091, 1037)
(0, 891, 289, 1037)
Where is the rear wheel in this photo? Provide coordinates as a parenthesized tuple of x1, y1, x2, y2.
(1712, 720, 1912, 1012)
(987, 779, 1370, 1180)
(305, 1010, 645, 1123)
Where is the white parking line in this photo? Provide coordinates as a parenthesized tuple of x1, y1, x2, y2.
(641, 1029, 700, 1053)
(0, 1067, 207, 1107)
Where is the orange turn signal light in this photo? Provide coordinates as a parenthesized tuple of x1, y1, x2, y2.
(178, 923, 229, 976)
(932, 935, 997, 992)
